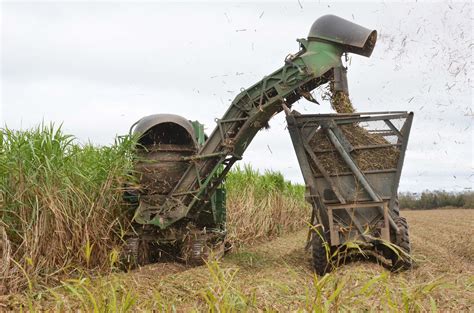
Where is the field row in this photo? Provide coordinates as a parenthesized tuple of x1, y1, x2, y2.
(5, 209, 473, 311)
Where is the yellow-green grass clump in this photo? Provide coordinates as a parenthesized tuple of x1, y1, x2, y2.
(0, 125, 308, 293)
(0, 124, 135, 293)
(226, 164, 309, 246)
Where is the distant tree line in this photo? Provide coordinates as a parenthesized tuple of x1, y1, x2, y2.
(398, 190, 474, 209)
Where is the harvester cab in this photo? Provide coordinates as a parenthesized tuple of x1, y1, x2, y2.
(123, 15, 413, 274)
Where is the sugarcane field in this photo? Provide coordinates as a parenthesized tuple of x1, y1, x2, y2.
(1, 1, 472, 311)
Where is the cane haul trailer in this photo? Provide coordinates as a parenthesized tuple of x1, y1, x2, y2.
(123, 15, 413, 274)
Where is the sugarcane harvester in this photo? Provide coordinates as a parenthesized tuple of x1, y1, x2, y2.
(124, 15, 413, 273)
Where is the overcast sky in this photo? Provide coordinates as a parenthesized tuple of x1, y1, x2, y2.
(1, 1, 472, 192)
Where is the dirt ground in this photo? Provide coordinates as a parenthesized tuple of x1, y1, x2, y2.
(4, 209, 474, 311)
(114, 209, 474, 311)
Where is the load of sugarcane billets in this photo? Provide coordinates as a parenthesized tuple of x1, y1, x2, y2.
(310, 83, 400, 176)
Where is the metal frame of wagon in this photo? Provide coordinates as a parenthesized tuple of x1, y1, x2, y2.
(286, 111, 414, 246)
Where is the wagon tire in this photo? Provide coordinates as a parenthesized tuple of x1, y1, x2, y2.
(391, 216, 412, 271)
(311, 229, 331, 276)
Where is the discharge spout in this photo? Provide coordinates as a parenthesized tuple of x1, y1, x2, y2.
(308, 14, 377, 57)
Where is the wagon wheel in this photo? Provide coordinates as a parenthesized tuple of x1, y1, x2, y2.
(390, 216, 412, 271)
(311, 228, 331, 275)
